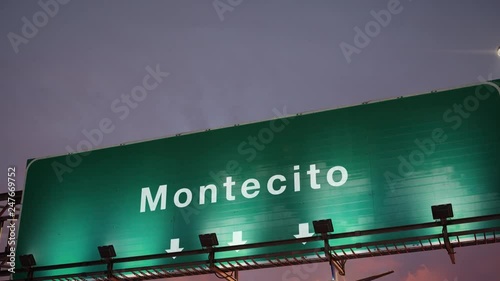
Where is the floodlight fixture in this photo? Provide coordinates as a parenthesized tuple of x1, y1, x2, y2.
(98, 245, 116, 259)
(199, 233, 219, 248)
(431, 204, 454, 220)
(497, 46, 500, 57)
(20, 254, 36, 267)
(313, 219, 334, 234)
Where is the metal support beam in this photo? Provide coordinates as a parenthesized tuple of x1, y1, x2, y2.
(0, 205, 9, 217)
(330, 258, 346, 277)
(27, 269, 34, 281)
(208, 246, 238, 281)
(440, 218, 456, 264)
(0, 191, 23, 202)
(106, 261, 114, 279)
(208, 247, 215, 268)
(322, 233, 346, 276)
(22, 262, 35, 281)
(211, 267, 238, 281)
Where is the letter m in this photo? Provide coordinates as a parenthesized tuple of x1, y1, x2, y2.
(140, 185, 167, 212)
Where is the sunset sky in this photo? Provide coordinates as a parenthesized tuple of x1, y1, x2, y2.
(1, 1, 500, 280)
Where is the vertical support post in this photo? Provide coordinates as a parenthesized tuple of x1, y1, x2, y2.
(208, 247, 215, 268)
(106, 261, 114, 279)
(440, 218, 456, 264)
(26, 268, 34, 281)
(322, 233, 345, 276)
(208, 246, 238, 281)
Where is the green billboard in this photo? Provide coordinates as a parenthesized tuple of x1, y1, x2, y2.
(15, 80, 500, 278)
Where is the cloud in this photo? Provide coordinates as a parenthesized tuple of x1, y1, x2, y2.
(405, 264, 447, 281)
(344, 255, 402, 280)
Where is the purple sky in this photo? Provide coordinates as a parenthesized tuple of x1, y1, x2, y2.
(1, 0, 500, 280)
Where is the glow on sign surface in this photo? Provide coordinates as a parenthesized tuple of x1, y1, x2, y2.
(15, 80, 500, 278)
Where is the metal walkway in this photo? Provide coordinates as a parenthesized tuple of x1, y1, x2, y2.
(3, 206, 498, 281)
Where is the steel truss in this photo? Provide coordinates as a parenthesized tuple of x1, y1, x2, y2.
(0, 191, 498, 281)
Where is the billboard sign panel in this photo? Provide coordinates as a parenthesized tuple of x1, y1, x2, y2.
(15, 80, 500, 278)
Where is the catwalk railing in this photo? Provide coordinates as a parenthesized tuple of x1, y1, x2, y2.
(3, 212, 499, 281)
